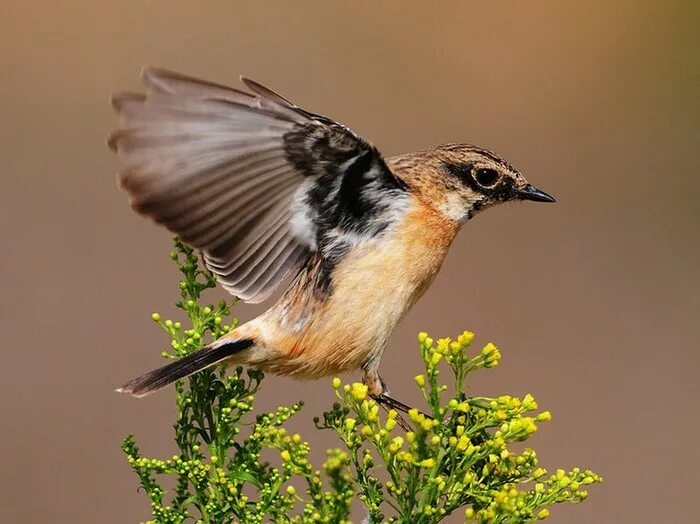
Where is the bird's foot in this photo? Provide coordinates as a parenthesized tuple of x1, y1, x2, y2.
(363, 370, 434, 432)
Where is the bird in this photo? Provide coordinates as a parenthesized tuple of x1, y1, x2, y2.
(108, 68, 555, 416)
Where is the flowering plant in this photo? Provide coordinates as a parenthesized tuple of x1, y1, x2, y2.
(123, 240, 601, 523)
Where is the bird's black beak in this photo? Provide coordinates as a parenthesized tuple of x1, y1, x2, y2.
(516, 184, 556, 203)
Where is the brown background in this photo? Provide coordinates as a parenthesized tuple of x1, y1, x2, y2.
(1, 1, 698, 522)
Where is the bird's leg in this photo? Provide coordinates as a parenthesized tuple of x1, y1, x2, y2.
(362, 367, 418, 431)
(368, 378, 411, 431)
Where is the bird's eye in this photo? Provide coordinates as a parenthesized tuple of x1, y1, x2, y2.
(473, 168, 500, 188)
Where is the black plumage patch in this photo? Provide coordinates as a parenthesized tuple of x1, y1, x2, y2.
(337, 150, 374, 219)
(283, 121, 408, 297)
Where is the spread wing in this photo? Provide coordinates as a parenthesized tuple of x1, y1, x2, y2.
(108, 68, 407, 303)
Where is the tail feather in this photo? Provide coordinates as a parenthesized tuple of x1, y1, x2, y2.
(117, 338, 254, 397)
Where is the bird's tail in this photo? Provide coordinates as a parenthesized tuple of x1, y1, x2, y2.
(116, 338, 255, 398)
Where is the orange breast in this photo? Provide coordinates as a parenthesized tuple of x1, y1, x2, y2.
(256, 197, 459, 378)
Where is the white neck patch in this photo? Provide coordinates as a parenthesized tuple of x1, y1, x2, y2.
(438, 193, 469, 223)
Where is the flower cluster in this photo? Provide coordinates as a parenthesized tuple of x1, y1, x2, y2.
(316, 332, 602, 523)
(123, 240, 601, 523)
(123, 240, 354, 523)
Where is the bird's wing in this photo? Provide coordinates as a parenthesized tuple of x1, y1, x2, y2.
(109, 68, 407, 303)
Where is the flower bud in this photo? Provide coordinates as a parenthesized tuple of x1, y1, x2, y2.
(351, 382, 368, 400)
(536, 411, 552, 422)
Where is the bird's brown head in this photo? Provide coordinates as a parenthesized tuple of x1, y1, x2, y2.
(389, 143, 555, 223)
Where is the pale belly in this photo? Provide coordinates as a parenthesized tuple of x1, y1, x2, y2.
(253, 205, 458, 378)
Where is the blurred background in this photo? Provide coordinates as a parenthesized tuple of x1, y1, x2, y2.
(1, 1, 698, 522)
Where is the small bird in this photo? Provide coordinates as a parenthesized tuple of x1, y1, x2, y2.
(109, 68, 554, 414)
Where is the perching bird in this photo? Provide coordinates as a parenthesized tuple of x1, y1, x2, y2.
(109, 68, 554, 414)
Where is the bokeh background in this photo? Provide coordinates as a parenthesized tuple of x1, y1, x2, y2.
(2, 1, 698, 522)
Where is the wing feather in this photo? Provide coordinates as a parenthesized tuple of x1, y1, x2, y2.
(109, 68, 407, 302)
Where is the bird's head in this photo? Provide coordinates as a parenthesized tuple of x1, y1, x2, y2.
(391, 143, 555, 223)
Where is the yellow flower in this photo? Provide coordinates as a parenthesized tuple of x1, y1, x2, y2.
(523, 393, 538, 410)
(458, 331, 474, 346)
(482, 342, 497, 356)
(436, 338, 451, 354)
(388, 436, 403, 454)
(419, 458, 435, 468)
(350, 382, 368, 400)
(457, 436, 469, 451)
(420, 418, 434, 431)
(537, 509, 550, 519)
(536, 411, 552, 422)
(396, 451, 414, 464)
